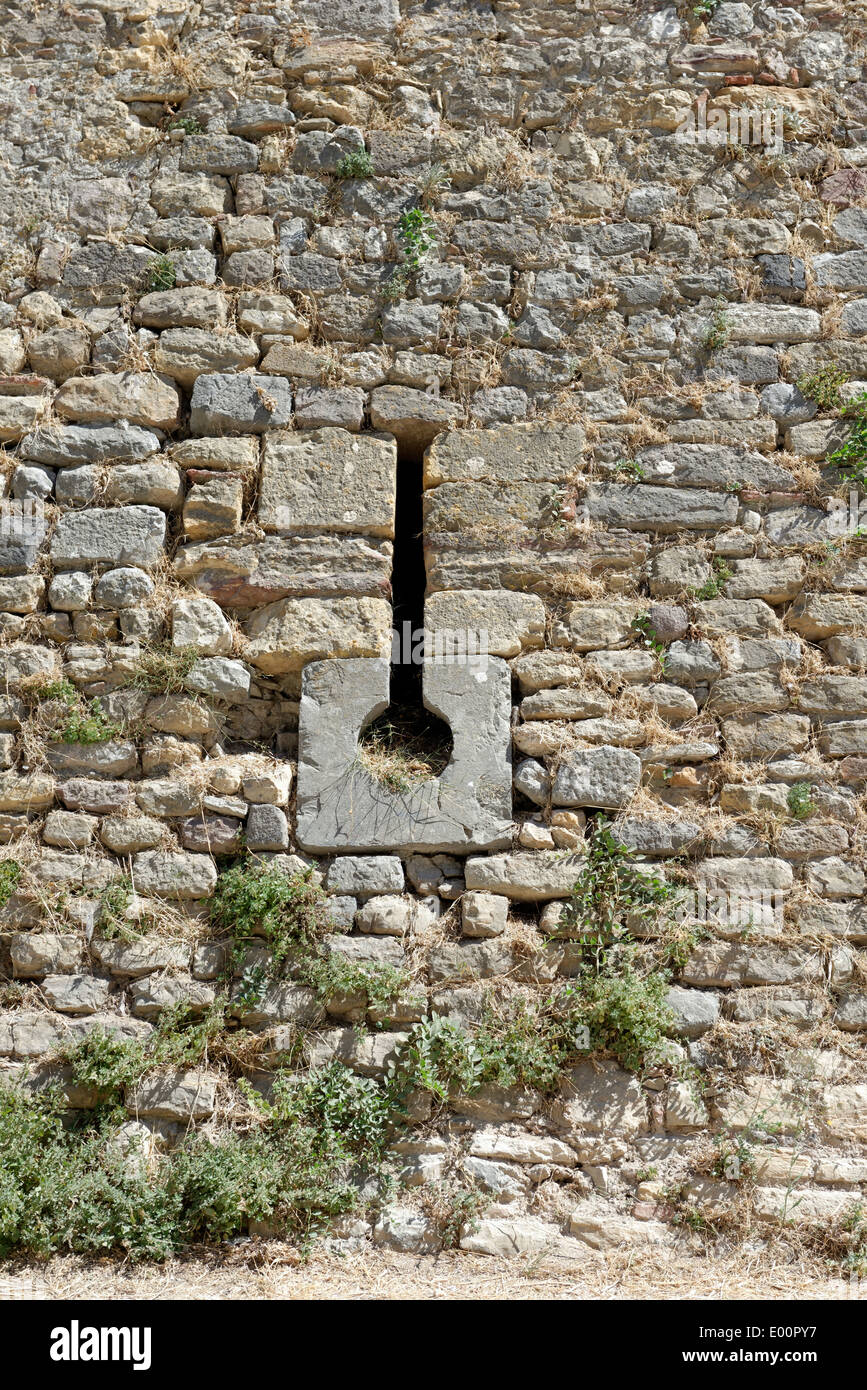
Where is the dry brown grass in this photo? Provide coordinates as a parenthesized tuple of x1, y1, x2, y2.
(0, 1242, 854, 1302)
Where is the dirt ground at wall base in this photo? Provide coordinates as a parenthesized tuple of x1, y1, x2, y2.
(0, 1244, 857, 1302)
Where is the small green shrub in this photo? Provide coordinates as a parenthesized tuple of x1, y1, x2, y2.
(787, 782, 815, 821)
(797, 364, 848, 411)
(0, 859, 21, 907)
(23, 676, 78, 706)
(701, 298, 730, 353)
(570, 966, 673, 1072)
(560, 821, 681, 969)
(420, 1180, 487, 1248)
(28, 675, 123, 745)
(58, 700, 123, 745)
(0, 1087, 182, 1260)
(0, 1059, 399, 1260)
(692, 558, 733, 600)
(557, 821, 681, 1070)
(389, 1015, 483, 1102)
(146, 255, 176, 292)
(615, 457, 645, 482)
(96, 878, 135, 940)
(632, 614, 667, 672)
(827, 391, 867, 487)
(211, 862, 328, 963)
(381, 267, 409, 302)
(163, 113, 202, 135)
(334, 149, 374, 179)
(266, 1060, 395, 1156)
(396, 207, 437, 272)
(66, 1004, 227, 1106)
(471, 996, 577, 1094)
(301, 953, 410, 1015)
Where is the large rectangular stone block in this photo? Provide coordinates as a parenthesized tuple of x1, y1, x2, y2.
(258, 429, 396, 537)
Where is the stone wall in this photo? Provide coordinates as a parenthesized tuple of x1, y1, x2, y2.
(1, 0, 867, 1262)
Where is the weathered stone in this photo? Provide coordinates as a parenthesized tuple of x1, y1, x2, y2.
(368, 386, 462, 452)
(424, 423, 585, 487)
(585, 484, 737, 532)
(553, 1061, 647, 1138)
(245, 597, 392, 674)
(465, 850, 583, 901)
(461, 890, 508, 938)
(297, 657, 512, 855)
(171, 596, 232, 657)
(130, 976, 216, 1021)
(428, 940, 514, 982)
(129, 1069, 217, 1121)
(258, 429, 396, 537)
(189, 373, 293, 434)
(11, 933, 80, 977)
(568, 1200, 669, 1251)
(665, 986, 720, 1039)
(54, 373, 181, 430)
(132, 850, 217, 900)
(461, 1217, 587, 1265)
(552, 747, 641, 809)
(244, 803, 289, 853)
(154, 328, 258, 387)
(425, 590, 545, 657)
(51, 507, 166, 571)
(174, 534, 392, 607)
(326, 855, 404, 897)
(42, 974, 110, 1016)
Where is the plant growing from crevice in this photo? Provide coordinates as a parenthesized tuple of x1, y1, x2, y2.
(211, 861, 328, 967)
(382, 266, 409, 302)
(96, 878, 135, 941)
(23, 676, 123, 745)
(417, 163, 451, 210)
(692, 557, 732, 601)
(827, 391, 867, 488)
(632, 613, 667, 672)
(797, 363, 848, 411)
(162, 112, 202, 136)
(701, 297, 730, 354)
(57, 700, 123, 746)
(127, 644, 199, 695)
(388, 1015, 484, 1103)
(145, 255, 176, 292)
(302, 954, 411, 1016)
(213, 862, 407, 1019)
(787, 781, 814, 821)
(0, 860, 21, 908)
(556, 821, 684, 1071)
(334, 149, 374, 179)
(395, 207, 437, 272)
(65, 1003, 229, 1106)
(419, 1180, 488, 1248)
(615, 456, 645, 482)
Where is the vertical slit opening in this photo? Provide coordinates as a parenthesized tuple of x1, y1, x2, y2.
(358, 441, 452, 791)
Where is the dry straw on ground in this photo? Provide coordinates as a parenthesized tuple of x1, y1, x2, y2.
(0, 1244, 857, 1302)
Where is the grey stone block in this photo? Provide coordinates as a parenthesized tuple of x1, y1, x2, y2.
(245, 803, 289, 852)
(296, 656, 512, 854)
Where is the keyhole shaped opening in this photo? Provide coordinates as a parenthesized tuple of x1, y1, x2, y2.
(357, 440, 452, 794)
